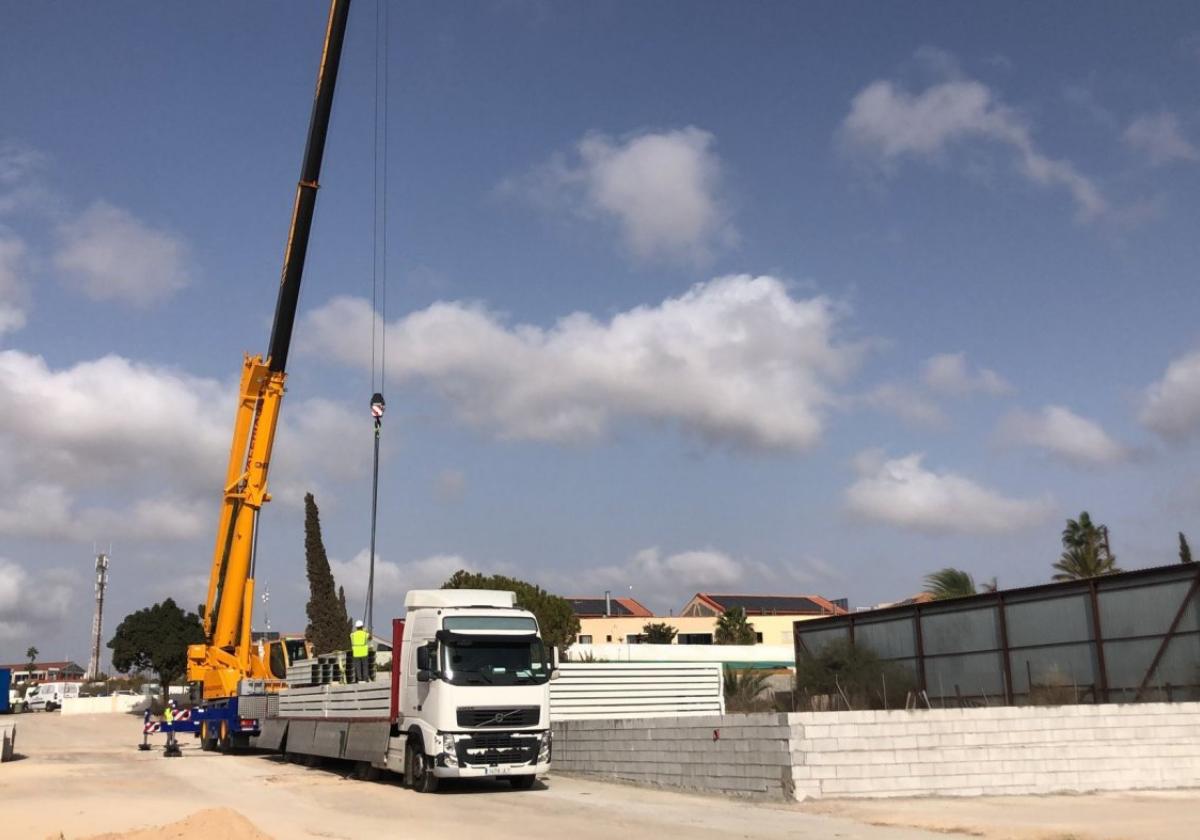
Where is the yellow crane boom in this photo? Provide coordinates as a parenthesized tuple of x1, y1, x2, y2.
(187, 0, 351, 701)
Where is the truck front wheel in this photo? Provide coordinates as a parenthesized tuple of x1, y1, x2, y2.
(405, 741, 439, 793)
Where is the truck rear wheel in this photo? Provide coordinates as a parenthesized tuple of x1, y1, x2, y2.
(509, 774, 536, 790)
(405, 741, 439, 793)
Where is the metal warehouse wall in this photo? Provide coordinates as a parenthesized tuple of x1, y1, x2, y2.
(794, 563, 1200, 707)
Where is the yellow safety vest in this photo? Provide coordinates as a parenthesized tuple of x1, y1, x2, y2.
(351, 629, 369, 658)
(164, 706, 174, 723)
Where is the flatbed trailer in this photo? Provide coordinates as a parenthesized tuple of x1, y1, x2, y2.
(254, 594, 555, 792)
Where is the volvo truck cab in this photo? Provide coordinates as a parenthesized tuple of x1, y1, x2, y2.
(392, 589, 554, 791)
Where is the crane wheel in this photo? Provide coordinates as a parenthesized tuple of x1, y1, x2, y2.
(200, 722, 216, 752)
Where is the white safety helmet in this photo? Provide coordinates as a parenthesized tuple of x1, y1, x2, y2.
(354, 619, 364, 628)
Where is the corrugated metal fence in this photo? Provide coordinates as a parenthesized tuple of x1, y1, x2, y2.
(550, 661, 724, 721)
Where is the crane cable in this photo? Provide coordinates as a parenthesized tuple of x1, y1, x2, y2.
(364, 0, 390, 636)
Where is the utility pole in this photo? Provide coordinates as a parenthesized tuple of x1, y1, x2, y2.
(87, 551, 110, 682)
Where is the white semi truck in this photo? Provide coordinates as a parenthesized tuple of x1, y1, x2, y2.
(255, 589, 554, 791)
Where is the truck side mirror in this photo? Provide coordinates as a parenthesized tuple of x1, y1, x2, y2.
(416, 646, 430, 671)
(416, 670, 432, 683)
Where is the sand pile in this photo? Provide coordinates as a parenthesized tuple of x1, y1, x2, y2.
(54, 808, 274, 840)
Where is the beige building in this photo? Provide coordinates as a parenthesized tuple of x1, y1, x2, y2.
(571, 593, 846, 647)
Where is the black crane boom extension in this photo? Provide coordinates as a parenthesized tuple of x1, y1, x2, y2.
(266, 0, 352, 374)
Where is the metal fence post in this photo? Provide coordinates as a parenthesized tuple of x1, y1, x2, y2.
(1088, 579, 1110, 704)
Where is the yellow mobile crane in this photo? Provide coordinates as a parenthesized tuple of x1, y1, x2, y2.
(178, 0, 351, 751)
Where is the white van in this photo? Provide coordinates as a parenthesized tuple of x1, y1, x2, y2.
(26, 682, 81, 712)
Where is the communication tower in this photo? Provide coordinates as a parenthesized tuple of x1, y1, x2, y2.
(87, 551, 110, 681)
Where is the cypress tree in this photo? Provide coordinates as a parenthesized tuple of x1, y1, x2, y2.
(1181, 532, 1194, 564)
(304, 492, 351, 654)
(338, 586, 351, 635)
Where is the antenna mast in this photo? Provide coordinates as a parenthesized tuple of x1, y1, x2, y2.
(87, 551, 110, 681)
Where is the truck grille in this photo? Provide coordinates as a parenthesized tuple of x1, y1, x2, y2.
(456, 706, 540, 728)
(455, 732, 540, 767)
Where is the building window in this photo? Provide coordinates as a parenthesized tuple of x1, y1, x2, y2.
(755, 632, 763, 643)
(626, 634, 645, 644)
(678, 633, 713, 645)
(577, 635, 593, 644)
(605, 635, 612, 643)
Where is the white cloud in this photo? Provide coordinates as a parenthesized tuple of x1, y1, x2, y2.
(0, 349, 373, 541)
(1123, 112, 1199, 166)
(558, 546, 842, 613)
(54, 200, 190, 306)
(330, 550, 474, 605)
(0, 235, 28, 336)
(856, 383, 947, 428)
(566, 547, 746, 609)
(922, 352, 1013, 396)
(845, 450, 1053, 534)
(302, 276, 862, 451)
(841, 70, 1106, 220)
(500, 127, 735, 263)
(0, 143, 47, 186)
(1140, 350, 1200, 442)
(0, 557, 73, 641)
(997, 405, 1128, 466)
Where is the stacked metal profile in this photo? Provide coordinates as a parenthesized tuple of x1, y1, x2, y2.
(285, 652, 347, 688)
(277, 680, 391, 719)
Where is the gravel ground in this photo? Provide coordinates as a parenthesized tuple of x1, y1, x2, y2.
(4, 712, 1197, 840)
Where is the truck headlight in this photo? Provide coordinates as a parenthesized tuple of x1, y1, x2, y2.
(538, 731, 552, 763)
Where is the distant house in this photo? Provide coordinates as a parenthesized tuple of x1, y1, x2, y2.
(566, 596, 654, 619)
(679, 593, 847, 618)
(1, 660, 86, 683)
(569, 592, 845, 647)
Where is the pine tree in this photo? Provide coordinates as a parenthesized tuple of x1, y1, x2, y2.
(304, 492, 351, 654)
(1181, 532, 1194, 564)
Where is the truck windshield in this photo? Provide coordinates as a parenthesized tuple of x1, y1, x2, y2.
(441, 637, 550, 686)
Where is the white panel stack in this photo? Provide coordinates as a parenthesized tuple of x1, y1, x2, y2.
(277, 681, 391, 719)
(550, 661, 724, 721)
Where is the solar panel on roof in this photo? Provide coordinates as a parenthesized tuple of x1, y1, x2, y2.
(708, 595, 823, 614)
(567, 598, 634, 616)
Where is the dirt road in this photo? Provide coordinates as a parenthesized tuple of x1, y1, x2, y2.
(0, 712, 948, 840)
(3, 713, 1197, 840)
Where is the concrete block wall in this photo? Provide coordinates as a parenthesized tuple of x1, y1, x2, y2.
(552, 702, 1200, 801)
(551, 713, 797, 799)
(790, 702, 1200, 799)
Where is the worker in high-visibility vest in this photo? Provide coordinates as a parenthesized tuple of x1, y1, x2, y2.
(163, 699, 178, 753)
(350, 619, 370, 683)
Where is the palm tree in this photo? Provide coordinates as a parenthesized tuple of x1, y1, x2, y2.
(25, 645, 38, 681)
(641, 622, 677, 644)
(923, 568, 977, 599)
(1053, 511, 1120, 580)
(722, 667, 770, 712)
(714, 607, 757, 645)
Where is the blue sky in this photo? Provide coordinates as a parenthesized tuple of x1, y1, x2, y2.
(2, 1, 1200, 665)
